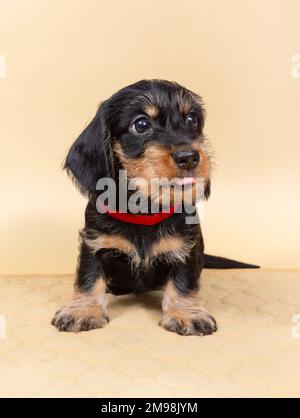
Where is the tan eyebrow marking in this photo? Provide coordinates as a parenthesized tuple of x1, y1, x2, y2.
(144, 104, 159, 118)
(178, 96, 192, 114)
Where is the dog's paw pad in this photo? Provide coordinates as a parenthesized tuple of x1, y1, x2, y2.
(191, 315, 217, 336)
(160, 310, 217, 336)
(51, 309, 109, 333)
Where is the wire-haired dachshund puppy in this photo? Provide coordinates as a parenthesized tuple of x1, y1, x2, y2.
(52, 79, 258, 336)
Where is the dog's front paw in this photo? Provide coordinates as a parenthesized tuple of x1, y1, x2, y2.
(51, 304, 109, 333)
(159, 309, 217, 336)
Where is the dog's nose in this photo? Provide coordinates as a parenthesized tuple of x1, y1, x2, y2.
(172, 149, 200, 170)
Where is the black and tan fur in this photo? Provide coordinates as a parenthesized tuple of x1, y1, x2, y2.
(52, 79, 258, 336)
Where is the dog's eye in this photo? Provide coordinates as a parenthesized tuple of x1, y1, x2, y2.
(186, 113, 199, 130)
(132, 117, 151, 134)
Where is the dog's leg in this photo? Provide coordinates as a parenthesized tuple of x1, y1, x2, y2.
(51, 279, 108, 332)
(159, 278, 217, 336)
(52, 245, 108, 332)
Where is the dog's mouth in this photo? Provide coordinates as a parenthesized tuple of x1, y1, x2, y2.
(173, 177, 197, 187)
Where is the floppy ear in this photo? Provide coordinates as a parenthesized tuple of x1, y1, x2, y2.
(64, 102, 113, 195)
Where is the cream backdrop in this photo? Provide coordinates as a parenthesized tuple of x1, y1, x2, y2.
(0, 0, 299, 274)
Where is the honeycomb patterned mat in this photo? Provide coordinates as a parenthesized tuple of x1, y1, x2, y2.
(1, 270, 300, 398)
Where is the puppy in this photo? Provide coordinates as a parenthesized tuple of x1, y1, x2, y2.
(52, 79, 258, 336)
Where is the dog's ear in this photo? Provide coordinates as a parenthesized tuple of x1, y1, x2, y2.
(64, 102, 113, 196)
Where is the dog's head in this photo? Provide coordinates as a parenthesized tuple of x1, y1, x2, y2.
(65, 79, 212, 204)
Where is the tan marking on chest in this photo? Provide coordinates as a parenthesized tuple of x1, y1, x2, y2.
(83, 232, 141, 267)
(83, 231, 193, 270)
(84, 233, 134, 254)
(149, 235, 192, 263)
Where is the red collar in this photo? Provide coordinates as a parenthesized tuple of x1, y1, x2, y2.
(99, 204, 177, 226)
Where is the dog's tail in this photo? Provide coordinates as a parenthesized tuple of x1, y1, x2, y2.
(203, 254, 260, 269)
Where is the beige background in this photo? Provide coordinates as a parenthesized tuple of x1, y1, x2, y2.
(0, 0, 299, 274)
